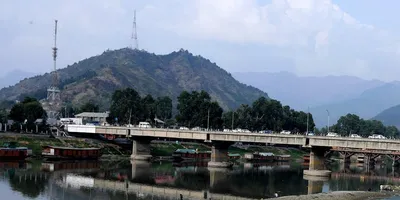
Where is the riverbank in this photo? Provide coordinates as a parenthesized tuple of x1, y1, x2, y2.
(275, 191, 391, 200)
(0, 133, 309, 161)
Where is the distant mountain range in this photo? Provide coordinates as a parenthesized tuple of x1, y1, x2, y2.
(0, 48, 268, 110)
(234, 71, 400, 127)
(0, 70, 36, 89)
(373, 104, 400, 128)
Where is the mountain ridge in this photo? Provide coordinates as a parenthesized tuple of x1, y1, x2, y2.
(0, 48, 268, 110)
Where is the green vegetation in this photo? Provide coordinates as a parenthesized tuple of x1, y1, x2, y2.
(108, 88, 173, 125)
(318, 113, 400, 138)
(8, 97, 47, 132)
(176, 90, 223, 129)
(223, 97, 315, 132)
(0, 48, 268, 110)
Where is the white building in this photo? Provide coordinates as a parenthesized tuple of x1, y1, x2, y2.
(74, 112, 109, 125)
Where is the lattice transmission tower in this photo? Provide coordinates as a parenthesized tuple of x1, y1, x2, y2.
(46, 19, 61, 120)
(131, 10, 138, 50)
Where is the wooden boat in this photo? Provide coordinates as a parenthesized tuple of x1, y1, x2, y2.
(244, 152, 275, 162)
(42, 146, 102, 160)
(275, 155, 291, 162)
(0, 142, 31, 160)
(172, 149, 211, 161)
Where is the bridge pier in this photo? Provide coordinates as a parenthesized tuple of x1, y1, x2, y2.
(208, 142, 233, 168)
(304, 175, 329, 195)
(304, 147, 331, 177)
(130, 137, 152, 161)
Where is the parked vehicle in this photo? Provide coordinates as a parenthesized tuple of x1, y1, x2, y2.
(326, 132, 339, 137)
(280, 130, 291, 134)
(259, 130, 273, 134)
(350, 134, 362, 138)
(306, 132, 315, 136)
(179, 126, 189, 130)
(368, 134, 386, 139)
(138, 122, 151, 128)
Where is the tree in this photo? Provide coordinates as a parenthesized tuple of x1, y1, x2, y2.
(333, 114, 361, 135)
(8, 97, 46, 128)
(155, 96, 172, 121)
(221, 97, 315, 133)
(0, 109, 8, 123)
(140, 94, 156, 122)
(78, 102, 99, 113)
(176, 90, 223, 129)
(109, 88, 141, 125)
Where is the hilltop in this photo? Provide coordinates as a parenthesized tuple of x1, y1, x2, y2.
(0, 48, 268, 110)
(373, 104, 400, 128)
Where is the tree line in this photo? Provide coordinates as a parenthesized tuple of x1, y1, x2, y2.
(2, 87, 399, 138)
(107, 88, 315, 133)
(317, 113, 399, 138)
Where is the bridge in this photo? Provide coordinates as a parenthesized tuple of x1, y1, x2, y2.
(66, 125, 400, 172)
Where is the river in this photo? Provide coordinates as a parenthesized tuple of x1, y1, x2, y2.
(0, 160, 399, 200)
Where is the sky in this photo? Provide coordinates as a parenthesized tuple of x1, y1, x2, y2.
(1, 0, 400, 81)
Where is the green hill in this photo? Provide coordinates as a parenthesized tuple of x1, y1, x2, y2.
(373, 104, 400, 128)
(0, 48, 268, 110)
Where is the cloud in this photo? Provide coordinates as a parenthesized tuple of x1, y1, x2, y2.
(0, 0, 400, 81)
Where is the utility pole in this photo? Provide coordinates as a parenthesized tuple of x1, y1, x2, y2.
(326, 109, 330, 133)
(129, 108, 132, 125)
(306, 106, 309, 134)
(207, 109, 210, 131)
(231, 111, 234, 130)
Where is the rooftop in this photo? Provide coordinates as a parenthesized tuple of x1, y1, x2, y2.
(75, 112, 109, 118)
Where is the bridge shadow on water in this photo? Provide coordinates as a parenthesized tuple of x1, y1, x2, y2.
(1, 160, 400, 199)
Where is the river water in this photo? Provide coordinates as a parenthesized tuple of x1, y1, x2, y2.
(0, 160, 399, 200)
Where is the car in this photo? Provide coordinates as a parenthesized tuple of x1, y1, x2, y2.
(280, 130, 291, 134)
(138, 122, 151, 128)
(326, 132, 339, 137)
(306, 132, 315, 136)
(350, 134, 361, 138)
(179, 126, 189, 130)
(368, 134, 386, 139)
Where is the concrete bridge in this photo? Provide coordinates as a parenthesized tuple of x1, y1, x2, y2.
(66, 125, 400, 172)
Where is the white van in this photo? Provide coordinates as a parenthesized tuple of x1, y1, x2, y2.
(138, 122, 151, 128)
(326, 132, 339, 137)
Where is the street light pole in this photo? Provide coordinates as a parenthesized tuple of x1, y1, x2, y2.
(207, 109, 210, 131)
(326, 109, 330, 133)
(231, 112, 234, 130)
(306, 107, 309, 134)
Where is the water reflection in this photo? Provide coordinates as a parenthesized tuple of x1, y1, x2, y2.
(0, 160, 400, 199)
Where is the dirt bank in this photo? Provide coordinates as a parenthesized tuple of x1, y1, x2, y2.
(275, 191, 391, 200)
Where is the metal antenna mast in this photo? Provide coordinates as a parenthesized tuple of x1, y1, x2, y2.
(52, 20, 58, 87)
(46, 19, 61, 121)
(131, 10, 138, 49)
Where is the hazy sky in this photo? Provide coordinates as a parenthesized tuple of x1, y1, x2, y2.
(1, 0, 400, 81)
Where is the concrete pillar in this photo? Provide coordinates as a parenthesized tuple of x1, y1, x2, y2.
(130, 138, 152, 161)
(131, 160, 151, 180)
(304, 147, 331, 177)
(208, 142, 233, 168)
(209, 168, 229, 188)
(304, 175, 329, 195)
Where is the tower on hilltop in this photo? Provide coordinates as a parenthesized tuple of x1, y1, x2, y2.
(46, 19, 61, 120)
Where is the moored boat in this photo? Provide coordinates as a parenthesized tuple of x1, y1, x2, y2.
(275, 154, 291, 162)
(0, 142, 31, 161)
(172, 149, 211, 161)
(42, 146, 102, 160)
(244, 152, 275, 162)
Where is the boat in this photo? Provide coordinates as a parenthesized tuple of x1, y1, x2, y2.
(0, 142, 31, 160)
(244, 152, 275, 162)
(275, 155, 291, 162)
(42, 146, 102, 160)
(228, 153, 241, 160)
(172, 149, 211, 161)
